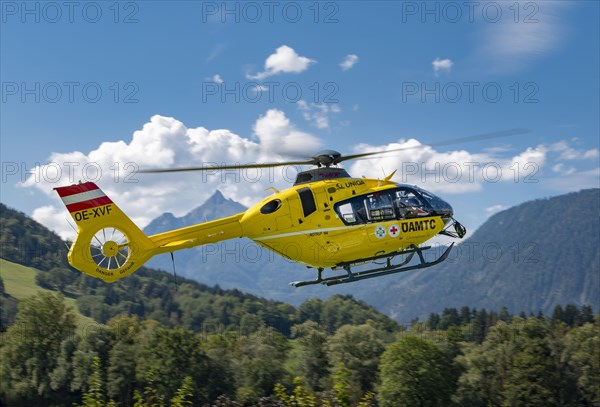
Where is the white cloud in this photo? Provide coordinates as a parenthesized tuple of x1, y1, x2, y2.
(583, 149, 600, 159)
(23, 111, 322, 240)
(485, 204, 508, 216)
(340, 54, 359, 71)
(211, 74, 224, 84)
(297, 100, 341, 129)
(348, 139, 548, 195)
(476, 2, 569, 73)
(550, 141, 600, 161)
(432, 57, 453, 75)
(248, 45, 315, 80)
(348, 137, 599, 197)
(253, 108, 322, 154)
(542, 168, 600, 191)
(552, 163, 576, 175)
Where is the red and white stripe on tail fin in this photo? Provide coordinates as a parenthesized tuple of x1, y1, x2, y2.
(55, 182, 113, 215)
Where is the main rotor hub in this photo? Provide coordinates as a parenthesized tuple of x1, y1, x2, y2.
(312, 150, 342, 167)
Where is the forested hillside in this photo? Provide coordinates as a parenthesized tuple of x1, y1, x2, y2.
(1, 201, 599, 406)
(0, 203, 69, 270)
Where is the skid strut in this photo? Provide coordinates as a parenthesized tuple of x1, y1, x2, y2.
(291, 243, 454, 287)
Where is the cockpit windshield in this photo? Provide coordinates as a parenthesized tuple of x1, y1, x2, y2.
(334, 186, 453, 225)
(411, 186, 454, 215)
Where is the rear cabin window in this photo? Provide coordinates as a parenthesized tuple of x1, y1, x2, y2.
(297, 187, 317, 217)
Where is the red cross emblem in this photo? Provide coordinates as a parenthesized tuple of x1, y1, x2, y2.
(388, 224, 400, 237)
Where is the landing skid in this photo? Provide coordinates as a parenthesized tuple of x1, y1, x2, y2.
(290, 243, 454, 287)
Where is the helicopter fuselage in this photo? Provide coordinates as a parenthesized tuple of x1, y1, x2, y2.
(238, 177, 452, 268)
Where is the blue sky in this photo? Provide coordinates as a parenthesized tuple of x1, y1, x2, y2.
(1, 1, 599, 239)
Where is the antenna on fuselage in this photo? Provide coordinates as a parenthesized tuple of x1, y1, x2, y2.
(170, 252, 178, 291)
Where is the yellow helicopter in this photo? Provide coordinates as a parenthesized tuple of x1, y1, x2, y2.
(54, 129, 525, 287)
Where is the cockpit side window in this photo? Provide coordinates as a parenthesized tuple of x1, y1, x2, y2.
(395, 188, 430, 218)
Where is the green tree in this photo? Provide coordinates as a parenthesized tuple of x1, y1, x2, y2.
(274, 377, 318, 407)
(455, 317, 571, 407)
(36, 267, 78, 293)
(48, 334, 79, 402)
(71, 325, 113, 395)
(292, 321, 330, 391)
(106, 315, 142, 405)
(580, 305, 594, 324)
(379, 336, 454, 407)
(327, 324, 385, 396)
(275, 369, 375, 407)
(77, 356, 116, 407)
(562, 319, 600, 405)
(501, 333, 560, 406)
(454, 321, 515, 406)
(500, 318, 563, 407)
(552, 305, 565, 323)
(329, 363, 353, 407)
(0, 292, 76, 406)
(0, 275, 18, 331)
(133, 370, 165, 407)
(563, 304, 581, 326)
(297, 295, 398, 334)
(440, 307, 460, 329)
(136, 326, 227, 405)
(170, 376, 194, 407)
(231, 329, 289, 403)
(427, 312, 441, 330)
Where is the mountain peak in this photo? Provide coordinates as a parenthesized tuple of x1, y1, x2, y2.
(206, 190, 226, 205)
(142, 191, 246, 235)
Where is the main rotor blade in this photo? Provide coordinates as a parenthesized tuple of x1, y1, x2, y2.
(139, 128, 530, 174)
(339, 128, 531, 163)
(138, 159, 316, 174)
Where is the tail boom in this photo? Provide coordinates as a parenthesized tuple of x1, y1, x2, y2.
(150, 213, 244, 254)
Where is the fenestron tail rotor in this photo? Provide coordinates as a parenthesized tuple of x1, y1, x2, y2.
(90, 227, 131, 270)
